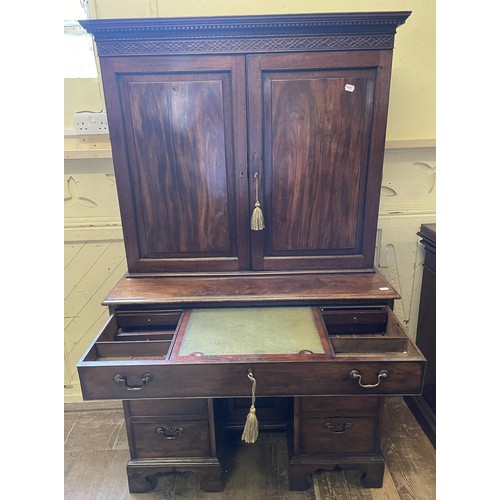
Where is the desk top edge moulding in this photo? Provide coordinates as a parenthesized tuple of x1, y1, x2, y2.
(76, 12, 426, 495)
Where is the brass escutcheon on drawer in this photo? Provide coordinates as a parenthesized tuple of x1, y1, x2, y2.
(155, 425, 185, 440)
(324, 421, 352, 433)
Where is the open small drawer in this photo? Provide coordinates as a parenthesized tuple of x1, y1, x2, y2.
(81, 310, 183, 362)
(78, 306, 425, 400)
(322, 307, 416, 354)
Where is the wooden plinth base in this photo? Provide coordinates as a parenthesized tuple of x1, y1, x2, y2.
(126, 457, 223, 493)
(288, 455, 385, 490)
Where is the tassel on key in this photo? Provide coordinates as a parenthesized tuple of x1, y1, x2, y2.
(250, 202, 265, 231)
(250, 172, 265, 231)
(241, 369, 259, 444)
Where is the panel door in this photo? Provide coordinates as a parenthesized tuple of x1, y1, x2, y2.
(100, 55, 250, 274)
(247, 51, 393, 271)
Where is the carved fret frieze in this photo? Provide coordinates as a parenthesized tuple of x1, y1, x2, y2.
(97, 34, 394, 56)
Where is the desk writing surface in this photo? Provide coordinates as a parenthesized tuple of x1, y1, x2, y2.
(178, 307, 325, 356)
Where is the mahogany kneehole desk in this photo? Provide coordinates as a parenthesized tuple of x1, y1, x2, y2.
(78, 274, 425, 492)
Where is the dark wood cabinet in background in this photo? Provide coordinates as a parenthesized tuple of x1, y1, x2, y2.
(77, 12, 424, 494)
(406, 223, 436, 447)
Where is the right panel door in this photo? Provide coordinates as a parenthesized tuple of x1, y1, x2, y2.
(247, 51, 392, 271)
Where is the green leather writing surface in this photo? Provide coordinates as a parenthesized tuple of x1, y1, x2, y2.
(178, 307, 324, 355)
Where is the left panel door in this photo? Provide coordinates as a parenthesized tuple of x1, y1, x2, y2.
(101, 55, 250, 274)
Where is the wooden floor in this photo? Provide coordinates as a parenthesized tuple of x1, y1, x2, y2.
(64, 397, 435, 499)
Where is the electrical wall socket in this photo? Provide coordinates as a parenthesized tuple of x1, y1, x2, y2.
(74, 112, 109, 135)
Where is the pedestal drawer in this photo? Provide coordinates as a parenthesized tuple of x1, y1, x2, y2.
(126, 398, 208, 417)
(129, 419, 211, 458)
(299, 396, 379, 415)
(299, 417, 377, 455)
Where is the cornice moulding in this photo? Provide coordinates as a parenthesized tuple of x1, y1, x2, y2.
(81, 12, 411, 36)
(80, 12, 411, 56)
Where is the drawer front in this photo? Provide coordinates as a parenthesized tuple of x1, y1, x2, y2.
(77, 306, 425, 400)
(78, 359, 425, 400)
(126, 398, 208, 417)
(130, 419, 210, 458)
(299, 417, 377, 455)
(216, 397, 292, 428)
(300, 396, 379, 415)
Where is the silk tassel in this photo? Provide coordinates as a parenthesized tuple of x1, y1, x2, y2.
(250, 201, 265, 231)
(250, 172, 265, 231)
(241, 370, 259, 444)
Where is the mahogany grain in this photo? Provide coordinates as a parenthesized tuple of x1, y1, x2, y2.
(75, 12, 423, 495)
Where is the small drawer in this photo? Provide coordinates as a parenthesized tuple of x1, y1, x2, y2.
(129, 419, 210, 458)
(126, 399, 208, 418)
(322, 307, 414, 354)
(299, 417, 377, 455)
(322, 308, 388, 334)
(82, 310, 183, 362)
(299, 396, 379, 416)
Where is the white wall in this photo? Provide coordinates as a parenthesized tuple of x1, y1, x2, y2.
(376, 146, 436, 341)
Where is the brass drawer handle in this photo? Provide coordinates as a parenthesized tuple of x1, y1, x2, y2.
(324, 421, 352, 433)
(155, 426, 185, 440)
(113, 373, 153, 391)
(349, 369, 388, 388)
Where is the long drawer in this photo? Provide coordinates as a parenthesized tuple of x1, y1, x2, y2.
(77, 306, 425, 400)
